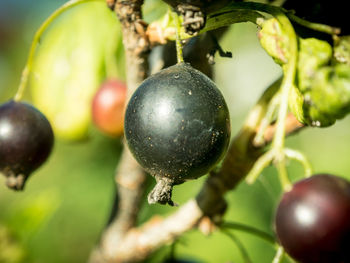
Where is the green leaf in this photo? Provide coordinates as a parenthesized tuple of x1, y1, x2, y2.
(304, 64, 350, 126)
(148, 7, 263, 42)
(30, 2, 122, 141)
(0, 224, 26, 263)
(297, 38, 332, 92)
(204, 8, 264, 35)
(334, 36, 350, 65)
(258, 18, 290, 65)
(291, 37, 350, 127)
(6, 189, 61, 241)
(288, 84, 306, 124)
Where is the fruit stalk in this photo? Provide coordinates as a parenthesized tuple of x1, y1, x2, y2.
(272, 246, 285, 263)
(221, 229, 253, 263)
(221, 222, 275, 244)
(172, 11, 184, 63)
(270, 10, 298, 158)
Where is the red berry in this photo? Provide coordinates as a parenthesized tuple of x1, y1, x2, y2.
(275, 174, 350, 263)
(92, 79, 127, 137)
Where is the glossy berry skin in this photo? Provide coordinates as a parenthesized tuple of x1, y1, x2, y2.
(0, 101, 54, 190)
(125, 63, 230, 204)
(92, 79, 127, 137)
(275, 174, 350, 263)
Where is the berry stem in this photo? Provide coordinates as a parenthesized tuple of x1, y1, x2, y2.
(286, 12, 341, 35)
(270, 14, 298, 159)
(221, 229, 252, 263)
(242, 80, 280, 133)
(171, 11, 184, 64)
(270, 10, 298, 191)
(14, 0, 104, 102)
(253, 88, 281, 146)
(231, 2, 298, 189)
(225, 2, 340, 36)
(221, 221, 275, 244)
(272, 245, 285, 263)
(246, 149, 274, 184)
(275, 159, 292, 192)
(284, 148, 313, 177)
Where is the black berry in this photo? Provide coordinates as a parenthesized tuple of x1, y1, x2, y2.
(275, 174, 350, 263)
(124, 63, 230, 205)
(0, 100, 54, 190)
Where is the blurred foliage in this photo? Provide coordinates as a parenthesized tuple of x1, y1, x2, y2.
(259, 18, 350, 127)
(1, 1, 350, 263)
(30, 2, 124, 141)
(0, 224, 25, 263)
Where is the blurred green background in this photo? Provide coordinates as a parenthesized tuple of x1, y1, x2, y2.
(1, 1, 350, 263)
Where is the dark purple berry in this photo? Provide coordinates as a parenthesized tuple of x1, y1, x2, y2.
(0, 100, 54, 190)
(275, 174, 350, 263)
(124, 63, 230, 205)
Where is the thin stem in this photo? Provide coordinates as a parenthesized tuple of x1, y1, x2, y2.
(254, 90, 281, 147)
(227, 2, 298, 189)
(221, 229, 252, 263)
(226, 2, 340, 35)
(272, 245, 285, 263)
(221, 222, 275, 244)
(218, 2, 300, 153)
(275, 159, 292, 192)
(14, 0, 103, 101)
(287, 12, 341, 35)
(243, 77, 280, 131)
(270, 20, 298, 156)
(284, 148, 313, 177)
(246, 150, 275, 184)
(171, 11, 184, 63)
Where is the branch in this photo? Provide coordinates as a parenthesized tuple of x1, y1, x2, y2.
(89, 0, 150, 262)
(260, 113, 304, 146)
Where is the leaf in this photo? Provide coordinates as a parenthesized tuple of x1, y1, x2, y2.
(258, 18, 290, 65)
(288, 84, 306, 124)
(30, 2, 123, 141)
(304, 64, 350, 127)
(147, 7, 263, 43)
(0, 224, 25, 263)
(292, 38, 350, 127)
(333, 36, 350, 65)
(297, 38, 332, 92)
(5, 189, 61, 241)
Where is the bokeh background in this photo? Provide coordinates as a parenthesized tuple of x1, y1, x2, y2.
(1, 1, 350, 262)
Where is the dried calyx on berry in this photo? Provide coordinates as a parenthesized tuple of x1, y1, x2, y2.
(0, 101, 54, 190)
